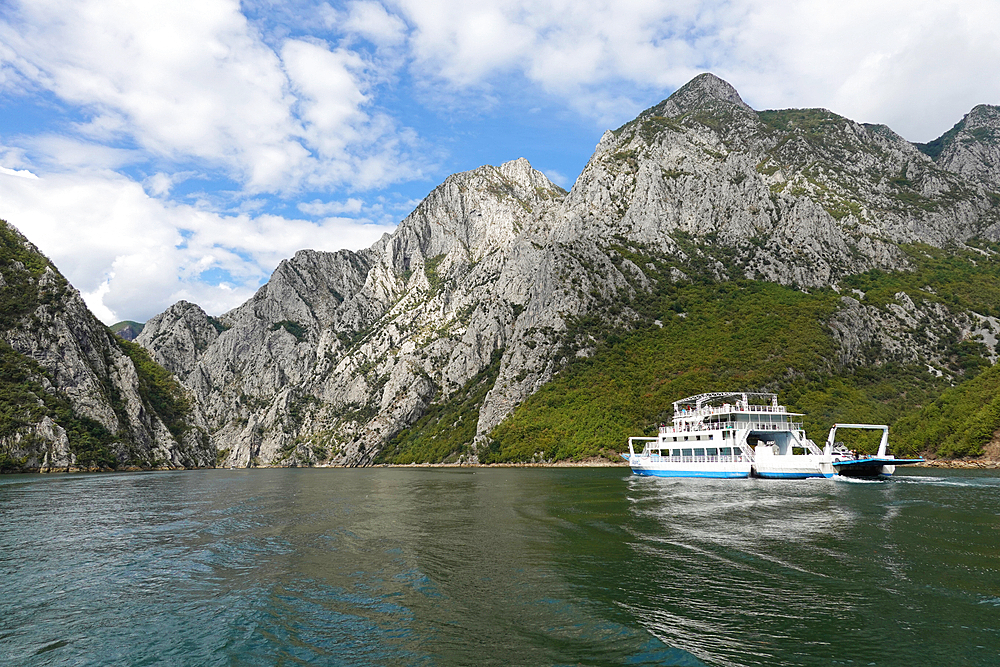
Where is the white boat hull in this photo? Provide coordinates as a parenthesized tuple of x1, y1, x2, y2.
(753, 453, 835, 479)
(628, 457, 751, 478)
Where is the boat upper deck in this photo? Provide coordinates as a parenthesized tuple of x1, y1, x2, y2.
(661, 392, 803, 435)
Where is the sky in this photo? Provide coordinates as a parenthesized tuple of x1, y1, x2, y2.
(1, 1, 998, 324)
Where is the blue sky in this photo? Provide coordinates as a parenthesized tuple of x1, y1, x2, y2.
(1, 0, 998, 323)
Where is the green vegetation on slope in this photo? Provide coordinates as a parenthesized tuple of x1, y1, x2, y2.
(0, 340, 119, 470)
(271, 320, 308, 342)
(757, 108, 846, 140)
(484, 241, 1000, 462)
(484, 280, 948, 462)
(377, 351, 503, 464)
(116, 337, 193, 442)
(892, 363, 1000, 458)
(378, 239, 1000, 463)
(109, 320, 144, 339)
(0, 220, 69, 331)
(915, 117, 966, 160)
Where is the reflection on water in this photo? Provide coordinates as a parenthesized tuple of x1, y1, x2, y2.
(607, 472, 1000, 666)
(1, 468, 998, 666)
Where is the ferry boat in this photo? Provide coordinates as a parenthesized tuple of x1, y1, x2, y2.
(623, 392, 792, 478)
(623, 392, 923, 479)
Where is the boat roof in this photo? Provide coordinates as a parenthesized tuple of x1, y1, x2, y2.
(672, 392, 779, 410)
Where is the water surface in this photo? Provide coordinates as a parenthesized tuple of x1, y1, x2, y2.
(1, 467, 998, 665)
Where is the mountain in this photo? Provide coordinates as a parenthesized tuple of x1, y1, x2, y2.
(110, 320, 145, 341)
(0, 220, 214, 472)
(139, 73, 1000, 466)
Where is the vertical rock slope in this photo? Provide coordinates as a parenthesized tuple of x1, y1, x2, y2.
(141, 159, 569, 466)
(0, 221, 213, 471)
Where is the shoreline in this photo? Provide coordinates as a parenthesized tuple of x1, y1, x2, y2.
(9, 456, 1000, 475)
(914, 459, 1000, 469)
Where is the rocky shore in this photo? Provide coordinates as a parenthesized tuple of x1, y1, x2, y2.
(915, 458, 1000, 469)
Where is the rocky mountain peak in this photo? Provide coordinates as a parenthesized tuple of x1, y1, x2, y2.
(498, 157, 556, 190)
(964, 104, 1000, 131)
(373, 157, 563, 270)
(927, 103, 1000, 190)
(649, 72, 752, 118)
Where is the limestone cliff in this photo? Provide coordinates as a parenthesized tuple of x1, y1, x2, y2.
(139, 74, 1000, 466)
(0, 220, 213, 471)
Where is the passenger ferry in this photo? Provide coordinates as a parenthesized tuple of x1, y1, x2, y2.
(623, 392, 797, 478)
(624, 392, 923, 478)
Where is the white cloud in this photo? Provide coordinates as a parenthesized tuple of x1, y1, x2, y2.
(387, 0, 1000, 139)
(143, 171, 198, 198)
(342, 1, 408, 46)
(298, 198, 365, 216)
(0, 0, 428, 193)
(0, 165, 38, 179)
(541, 169, 568, 189)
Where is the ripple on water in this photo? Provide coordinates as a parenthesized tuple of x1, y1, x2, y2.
(2, 468, 999, 666)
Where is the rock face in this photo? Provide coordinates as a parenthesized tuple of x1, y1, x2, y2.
(0, 221, 213, 471)
(109, 320, 145, 341)
(139, 74, 1000, 466)
(920, 104, 1000, 191)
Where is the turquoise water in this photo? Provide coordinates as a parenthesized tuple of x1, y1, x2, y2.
(1, 467, 998, 666)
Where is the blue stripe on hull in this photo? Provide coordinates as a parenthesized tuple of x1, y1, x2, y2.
(755, 471, 835, 479)
(631, 469, 750, 479)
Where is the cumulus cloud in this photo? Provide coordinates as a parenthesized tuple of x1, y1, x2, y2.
(342, 1, 409, 46)
(298, 198, 366, 216)
(0, 165, 38, 179)
(386, 0, 1000, 139)
(0, 0, 427, 192)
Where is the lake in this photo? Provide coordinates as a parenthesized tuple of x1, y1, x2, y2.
(2, 467, 998, 665)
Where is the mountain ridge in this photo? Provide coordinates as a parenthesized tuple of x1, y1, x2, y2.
(138, 73, 1000, 466)
(7, 72, 1000, 470)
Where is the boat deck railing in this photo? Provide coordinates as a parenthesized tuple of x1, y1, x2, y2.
(643, 454, 749, 464)
(659, 422, 802, 434)
(673, 404, 789, 419)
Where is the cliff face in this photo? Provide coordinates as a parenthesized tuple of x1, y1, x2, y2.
(138, 74, 1000, 466)
(567, 75, 999, 287)
(140, 159, 569, 466)
(0, 221, 213, 472)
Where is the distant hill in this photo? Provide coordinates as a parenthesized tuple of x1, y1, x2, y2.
(110, 320, 145, 341)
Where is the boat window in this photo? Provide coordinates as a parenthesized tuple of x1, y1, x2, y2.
(694, 448, 705, 457)
(721, 447, 732, 456)
(672, 449, 681, 456)
(707, 448, 718, 456)
(681, 449, 692, 457)
(683, 436, 688, 441)
(708, 434, 714, 440)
